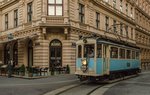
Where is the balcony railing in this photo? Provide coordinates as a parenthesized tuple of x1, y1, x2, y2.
(46, 16, 64, 25)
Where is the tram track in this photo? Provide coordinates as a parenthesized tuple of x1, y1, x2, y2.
(44, 74, 138, 95)
(56, 81, 106, 95)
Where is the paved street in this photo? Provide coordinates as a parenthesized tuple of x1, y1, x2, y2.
(45, 71, 150, 95)
(0, 74, 79, 95)
(103, 71, 150, 95)
(0, 71, 150, 95)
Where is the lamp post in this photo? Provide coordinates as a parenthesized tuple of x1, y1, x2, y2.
(7, 33, 14, 78)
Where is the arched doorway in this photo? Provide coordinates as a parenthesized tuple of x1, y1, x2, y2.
(28, 40, 33, 67)
(13, 42, 18, 67)
(49, 39, 62, 68)
(4, 44, 10, 64)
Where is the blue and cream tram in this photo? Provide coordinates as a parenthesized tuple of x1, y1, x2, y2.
(75, 38, 141, 81)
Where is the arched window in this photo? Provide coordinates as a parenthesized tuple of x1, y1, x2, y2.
(49, 39, 62, 68)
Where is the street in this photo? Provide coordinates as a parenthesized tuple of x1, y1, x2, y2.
(0, 74, 79, 95)
(0, 71, 150, 95)
(103, 71, 150, 95)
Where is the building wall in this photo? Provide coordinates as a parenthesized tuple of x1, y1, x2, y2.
(0, 0, 150, 73)
(135, 0, 150, 70)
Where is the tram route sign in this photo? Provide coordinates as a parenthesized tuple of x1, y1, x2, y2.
(7, 33, 14, 40)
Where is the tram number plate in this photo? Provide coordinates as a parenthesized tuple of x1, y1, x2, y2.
(81, 65, 87, 72)
(127, 62, 130, 67)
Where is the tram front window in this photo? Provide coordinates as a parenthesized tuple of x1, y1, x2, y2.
(84, 44, 94, 58)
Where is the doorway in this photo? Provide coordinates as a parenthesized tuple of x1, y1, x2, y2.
(49, 39, 62, 68)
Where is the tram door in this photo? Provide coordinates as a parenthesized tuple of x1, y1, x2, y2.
(102, 44, 110, 75)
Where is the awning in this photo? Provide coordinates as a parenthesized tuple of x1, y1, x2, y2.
(0, 33, 38, 44)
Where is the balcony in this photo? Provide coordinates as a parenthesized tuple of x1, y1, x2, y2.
(46, 16, 64, 25)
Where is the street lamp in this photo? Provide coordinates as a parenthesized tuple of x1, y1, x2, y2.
(7, 33, 14, 78)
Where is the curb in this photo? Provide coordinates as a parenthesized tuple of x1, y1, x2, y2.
(43, 84, 80, 95)
(90, 82, 119, 95)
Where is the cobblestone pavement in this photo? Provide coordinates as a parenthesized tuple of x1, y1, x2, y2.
(103, 71, 150, 95)
(0, 74, 79, 95)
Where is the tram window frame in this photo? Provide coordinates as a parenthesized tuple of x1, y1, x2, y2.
(84, 44, 94, 58)
(110, 47, 118, 59)
(78, 45, 82, 58)
(136, 51, 139, 59)
(126, 50, 131, 59)
(119, 48, 125, 59)
(97, 44, 102, 58)
(132, 50, 135, 59)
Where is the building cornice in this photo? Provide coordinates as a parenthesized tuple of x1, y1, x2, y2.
(135, 5, 150, 19)
(92, 0, 135, 25)
(135, 25, 150, 36)
(0, 0, 19, 9)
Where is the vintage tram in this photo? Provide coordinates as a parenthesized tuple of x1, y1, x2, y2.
(75, 37, 141, 81)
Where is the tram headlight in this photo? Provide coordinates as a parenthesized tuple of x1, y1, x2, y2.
(82, 59, 87, 65)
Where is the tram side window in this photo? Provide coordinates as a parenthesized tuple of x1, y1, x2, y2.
(119, 48, 125, 59)
(111, 47, 118, 58)
(126, 50, 131, 59)
(84, 44, 94, 58)
(97, 44, 102, 58)
(136, 51, 139, 59)
(132, 51, 135, 59)
(78, 45, 82, 58)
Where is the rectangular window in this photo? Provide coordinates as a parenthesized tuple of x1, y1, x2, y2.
(131, 28, 133, 39)
(113, 0, 116, 8)
(96, 12, 100, 29)
(113, 20, 116, 33)
(126, 3, 128, 15)
(120, 0, 123, 12)
(136, 51, 139, 59)
(79, 3, 85, 23)
(5, 14, 8, 30)
(132, 51, 135, 59)
(119, 48, 125, 59)
(48, 0, 63, 16)
(27, 2, 32, 22)
(14, 9, 18, 27)
(105, 16, 109, 32)
(97, 44, 102, 58)
(111, 47, 118, 58)
(105, 0, 109, 3)
(126, 50, 131, 59)
(120, 23, 123, 35)
(131, 7, 133, 17)
(125, 26, 128, 37)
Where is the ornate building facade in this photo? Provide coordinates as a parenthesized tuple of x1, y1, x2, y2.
(135, 0, 150, 70)
(0, 0, 149, 73)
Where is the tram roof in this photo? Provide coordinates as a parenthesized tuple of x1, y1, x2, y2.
(97, 38, 140, 50)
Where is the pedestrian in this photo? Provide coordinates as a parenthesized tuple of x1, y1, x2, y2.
(7, 60, 13, 78)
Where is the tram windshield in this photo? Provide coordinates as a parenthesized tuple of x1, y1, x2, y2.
(84, 44, 94, 58)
